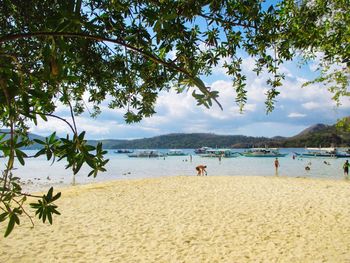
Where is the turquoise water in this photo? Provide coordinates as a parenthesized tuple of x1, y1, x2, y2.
(4, 148, 349, 192)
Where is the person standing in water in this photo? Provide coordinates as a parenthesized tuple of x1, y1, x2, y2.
(274, 158, 280, 174)
(344, 160, 349, 179)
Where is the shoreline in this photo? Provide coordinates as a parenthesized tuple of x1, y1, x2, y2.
(2, 175, 350, 262)
(28, 173, 350, 194)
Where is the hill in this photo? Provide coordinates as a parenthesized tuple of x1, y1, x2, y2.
(88, 133, 276, 149)
(278, 123, 350, 148)
(0, 129, 46, 149)
(3, 119, 348, 149)
(86, 122, 349, 149)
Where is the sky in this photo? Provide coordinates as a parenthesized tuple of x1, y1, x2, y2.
(28, 53, 350, 140)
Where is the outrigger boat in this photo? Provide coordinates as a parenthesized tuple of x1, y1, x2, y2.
(128, 150, 165, 158)
(243, 148, 288, 157)
(166, 149, 188, 156)
(114, 149, 133, 154)
(194, 146, 212, 154)
(201, 149, 241, 158)
(294, 147, 350, 158)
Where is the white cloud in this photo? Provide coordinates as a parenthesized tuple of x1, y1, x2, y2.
(288, 112, 306, 118)
(302, 101, 322, 110)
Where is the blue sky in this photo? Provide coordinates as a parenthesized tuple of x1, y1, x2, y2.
(29, 53, 350, 140)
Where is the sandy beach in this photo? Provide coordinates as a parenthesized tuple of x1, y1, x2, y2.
(1, 175, 350, 262)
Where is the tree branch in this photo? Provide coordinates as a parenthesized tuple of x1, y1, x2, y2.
(0, 31, 223, 110)
(29, 111, 75, 134)
(198, 13, 256, 29)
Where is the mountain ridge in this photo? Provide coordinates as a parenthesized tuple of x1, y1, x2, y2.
(2, 119, 349, 149)
(86, 121, 350, 148)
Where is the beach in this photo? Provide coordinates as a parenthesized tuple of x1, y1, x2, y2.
(1, 175, 350, 262)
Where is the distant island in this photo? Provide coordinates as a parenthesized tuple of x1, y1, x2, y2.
(7, 119, 349, 150)
(86, 121, 350, 149)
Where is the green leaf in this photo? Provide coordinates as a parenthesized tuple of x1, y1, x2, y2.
(33, 139, 46, 145)
(0, 212, 8, 222)
(34, 148, 46, 157)
(15, 149, 25, 165)
(4, 214, 16, 237)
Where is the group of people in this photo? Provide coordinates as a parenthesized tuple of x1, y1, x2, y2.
(275, 158, 350, 177)
(196, 158, 350, 178)
(196, 159, 350, 178)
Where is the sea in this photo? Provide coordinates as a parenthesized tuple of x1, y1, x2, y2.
(3, 148, 349, 192)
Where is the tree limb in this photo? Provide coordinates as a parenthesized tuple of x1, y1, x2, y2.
(0, 31, 223, 110)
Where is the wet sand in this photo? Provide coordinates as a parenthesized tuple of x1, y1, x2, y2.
(1, 175, 350, 262)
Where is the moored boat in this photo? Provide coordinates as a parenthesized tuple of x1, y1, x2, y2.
(194, 146, 212, 154)
(294, 147, 350, 158)
(114, 149, 134, 154)
(243, 148, 288, 157)
(201, 149, 241, 158)
(166, 149, 188, 156)
(128, 150, 165, 158)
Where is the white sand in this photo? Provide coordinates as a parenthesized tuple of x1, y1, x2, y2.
(1, 175, 350, 262)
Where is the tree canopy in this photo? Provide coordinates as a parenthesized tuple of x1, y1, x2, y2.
(0, 0, 349, 236)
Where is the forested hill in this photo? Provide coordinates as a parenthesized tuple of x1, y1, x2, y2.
(88, 133, 277, 149)
(86, 122, 350, 149)
(4, 120, 349, 149)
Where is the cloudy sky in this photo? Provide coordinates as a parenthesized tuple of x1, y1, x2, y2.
(28, 50, 350, 140)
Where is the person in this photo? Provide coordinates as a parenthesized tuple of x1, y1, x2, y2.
(196, 165, 207, 176)
(274, 158, 280, 173)
(344, 160, 349, 178)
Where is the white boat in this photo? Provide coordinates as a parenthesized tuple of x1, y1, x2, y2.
(128, 150, 165, 158)
(201, 149, 240, 158)
(166, 149, 188, 156)
(295, 147, 350, 158)
(243, 148, 288, 157)
(194, 146, 212, 154)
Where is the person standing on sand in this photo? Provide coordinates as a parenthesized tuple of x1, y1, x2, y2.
(196, 165, 207, 176)
(344, 160, 349, 178)
(274, 158, 280, 174)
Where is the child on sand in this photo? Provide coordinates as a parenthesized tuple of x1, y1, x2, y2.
(196, 165, 207, 176)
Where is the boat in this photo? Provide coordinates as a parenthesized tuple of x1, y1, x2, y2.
(114, 149, 133, 154)
(201, 149, 241, 158)
(294, 147, 350, 158)
(166, 149, 188, 156)
(194, 147, 212, 154)
(243, 148, 288, 157)
(128, 150, 165, 158)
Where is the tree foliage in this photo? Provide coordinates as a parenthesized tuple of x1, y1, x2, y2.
(0, 0, 348, 236)
(279, 0, 350, 104)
